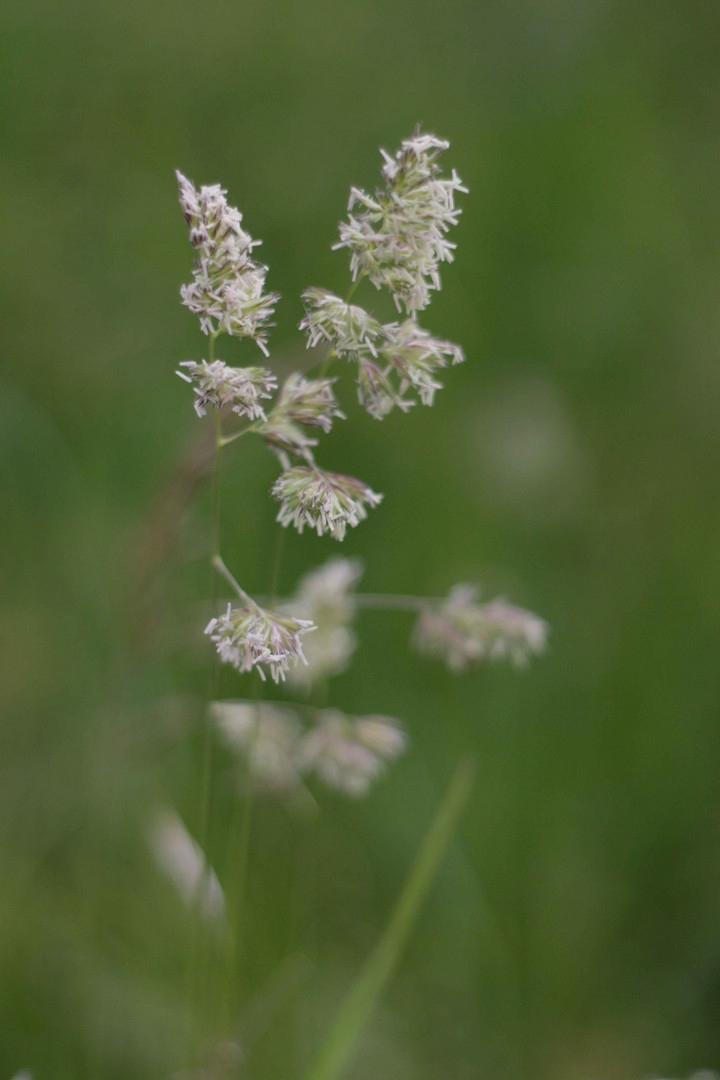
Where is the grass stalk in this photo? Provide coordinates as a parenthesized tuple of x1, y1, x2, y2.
(304, 757, 475, 1080)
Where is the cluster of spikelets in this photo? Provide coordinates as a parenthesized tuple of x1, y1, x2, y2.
(176, 130, 467, 543)
(299, 133, 467, 419)
(206, 551, 547, 698)
(176, 171, 279, 348)
(174, 132, 547, 793)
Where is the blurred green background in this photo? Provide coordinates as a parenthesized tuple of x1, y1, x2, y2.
(3, 0, 720, 1077)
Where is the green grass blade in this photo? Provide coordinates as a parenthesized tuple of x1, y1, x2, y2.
(305, 758, 476, 1080)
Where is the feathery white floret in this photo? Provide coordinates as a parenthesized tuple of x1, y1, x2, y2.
(381, 319, 464, 406)
(414, 585, 548, 671)
(354, 318, 465, 419)
(205, 601, 315, 684)
(176, 359, 277, 419)
(334, 131, 467, 314)
(176, 170, 279, 351)
(272, 466, 383, 541)
(259, 373, 345, 467)
(299, 288, 388, 362)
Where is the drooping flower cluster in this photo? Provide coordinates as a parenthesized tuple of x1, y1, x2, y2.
(414, 586, 548, 671)
(299, 710, 407, 797)
(205, 601, 315, 683)
(259, 372, 345, 467)
(334, 131, 467, 314)
(282, 556, 364, 687)
(176, 170, 279, 350)
(272, 466, 383, 541)
(176, 359, 277, 419)
(212, 700, 406, 798)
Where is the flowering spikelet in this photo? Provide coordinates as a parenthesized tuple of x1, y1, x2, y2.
(381, 319, 464, 406)
(272, 466, 383, 541)
(414, 586, 548, 671)
(212, 701, 302, 793)
(299, 288, 388, 362)
(283, 556, 364, 687)
(176, 170, 279, 350)
(334, 131, 467, 314)
(353, 319, 465, 418)
(355, 354, 415, 419)
(176, 359, 277, 419)
(259, 373, 345, 467)
(205, 601, 315, 683)
(299, 710, 407, 797)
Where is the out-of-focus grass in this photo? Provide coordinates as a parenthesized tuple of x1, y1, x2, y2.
(2, 1, 720, 1077)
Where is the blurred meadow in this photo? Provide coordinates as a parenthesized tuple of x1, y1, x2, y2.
(3, 0, 720, 1077)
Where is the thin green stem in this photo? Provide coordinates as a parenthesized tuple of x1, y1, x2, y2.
(212, 426, 223, 559)
(220, 421, 260, 448)
(212, 554, 257, 609)
(344, 276, 363, 304)
(221, 683, 263, 1031)
(230, 774, 255, 987)
(304, 759, 475, 1080)
(245, 592, 437, 614)
(318, 348, 338, 381)
(185, 334, 223, 1061)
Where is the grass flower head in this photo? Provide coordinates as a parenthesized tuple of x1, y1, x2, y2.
(176, 170, 279, 350)
(259, 373, 345, 466)
(272, 466, 383, 540)
(176, 359, 277, 419)
(299, 287, 388, 362)
(334, 130, 467, 314)
(205, 600, 315, 683)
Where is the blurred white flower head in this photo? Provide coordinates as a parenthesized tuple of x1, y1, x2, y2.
(176, 359, 277, 419)
(148, 808, 225, 923)
(299, 710, 407, 797)
(415, 585, 548, 671)
(272, 466, 383, 541)
(334, 130, 467, 314)
(284, 556, 364, 687)
(212, 701, 302, 793)
(176, 170, 279, 350)
(205, 601, 315, 683)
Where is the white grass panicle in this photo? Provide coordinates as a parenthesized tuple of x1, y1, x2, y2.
(168, 131, 548, 1080)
